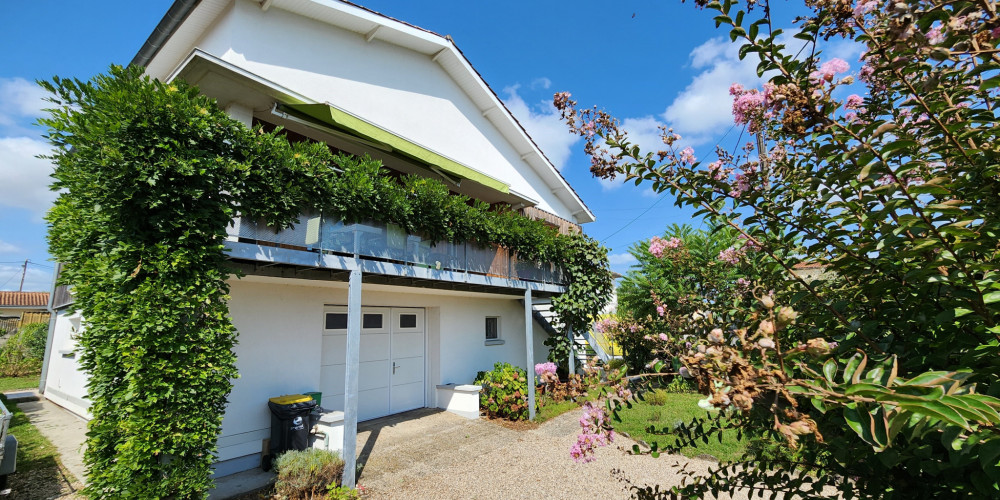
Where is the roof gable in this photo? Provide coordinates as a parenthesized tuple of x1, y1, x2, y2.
(135, 0, 594, 224)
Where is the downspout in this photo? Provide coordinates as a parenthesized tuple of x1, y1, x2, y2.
(130, 0, 202, 68)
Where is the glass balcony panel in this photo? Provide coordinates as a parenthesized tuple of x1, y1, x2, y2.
(229, 213, 564, 284)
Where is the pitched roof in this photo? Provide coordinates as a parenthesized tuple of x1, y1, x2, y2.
(0, 291, 49, 308)
(132, 0, 596, 224)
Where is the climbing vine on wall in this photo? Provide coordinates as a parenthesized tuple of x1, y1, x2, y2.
(41, 65, 610, 497)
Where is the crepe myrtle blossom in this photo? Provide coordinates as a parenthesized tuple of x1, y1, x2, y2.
(648, 236, 682, 258)
(845, 94, 864, 110)
(679, 147, 697, 165)
(593, 317, 618, 334)
(718, 245, 746, 265)
(853, 0, 877, 17)
(571, 402, 614, 463)
(809, 58, 850, 83)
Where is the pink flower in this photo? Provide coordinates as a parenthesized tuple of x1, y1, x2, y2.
(718, 246, 745, 265)
(571, 402, 614, 462)
(593, 317, 618, 334)
(731, 88, 766, 128)
(810, 58, 850, 83)
(993, 27, 1000, 39)
(853, 0, 877, 17)
(656, 305, 665, 317)
(679, 147, 696, 165)
(534, 362, 557, 377)
(649, 236, 683, 258)
(845, 94, 864, 110)
(659, 333, 669, 342)
(926, 26, 944, 45)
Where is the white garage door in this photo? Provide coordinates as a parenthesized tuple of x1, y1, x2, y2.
(320, 306, 425, 421)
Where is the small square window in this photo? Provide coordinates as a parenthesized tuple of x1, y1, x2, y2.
(399, 314, 417, 329)
(325, 313, 348, 330)
(485, 316, 499, 340)
(363, 313, 383, 329)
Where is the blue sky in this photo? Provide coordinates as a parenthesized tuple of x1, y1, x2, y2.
(0, 1, 838, 291)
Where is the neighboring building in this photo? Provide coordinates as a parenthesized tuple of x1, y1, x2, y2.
(791, 262, 833, 283)
(39, 0, 596, 481)
(0, 291, 50, 336)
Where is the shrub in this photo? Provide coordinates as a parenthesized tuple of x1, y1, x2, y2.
(604, 358, 626, 373)
(274, 448, 345, 500)
(474, 362, 533, 421)
(644, 389, 669, 407)
(326, 485, 361, 500)
(0, 323, 48, 377)
(659, 376, 695, 394)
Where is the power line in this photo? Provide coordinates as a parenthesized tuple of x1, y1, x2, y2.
(0, 272, 19, 290)
(597, 123, 741, 244)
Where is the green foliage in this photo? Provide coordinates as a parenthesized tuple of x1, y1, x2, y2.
(543, 334, 572, 375)
(325, 485, 361, 500)
(40, 65, 611, 497)
(474, 362, 533, 421)
(0, 322, 49, 377)
(644, 389, 669, 406)
(558, 0, 1000, 496)
(274, 448, 345, 500)
(605, 357, 627, 373)
(20, 322, 49, 361)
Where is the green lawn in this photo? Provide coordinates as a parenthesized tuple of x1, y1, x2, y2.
(614, 391, 747, 462)
(0, 374, 39, 393)
(1, 394, 62, 474)
(1, 392, 81, 498)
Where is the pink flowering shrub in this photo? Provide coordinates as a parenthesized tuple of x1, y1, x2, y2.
(570, 402, 614, 463)
(555, 0, 1000, 496)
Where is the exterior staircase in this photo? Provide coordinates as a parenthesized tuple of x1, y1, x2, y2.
(529, 300, 610, 371)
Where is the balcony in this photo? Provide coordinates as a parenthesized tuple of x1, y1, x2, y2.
(224, 213, 566, 293)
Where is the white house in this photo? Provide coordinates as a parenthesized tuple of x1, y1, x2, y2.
(39, 0, 595, 484)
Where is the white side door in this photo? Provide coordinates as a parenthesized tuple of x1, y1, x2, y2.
(389, 308, 425, 413)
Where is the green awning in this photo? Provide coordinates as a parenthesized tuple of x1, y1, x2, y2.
(283, 103, 510, 194)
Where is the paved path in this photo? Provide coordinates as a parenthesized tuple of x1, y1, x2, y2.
(354, 408, 737, 500)
(14, 394, 89, 485)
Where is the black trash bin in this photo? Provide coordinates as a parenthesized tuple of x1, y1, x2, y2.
(264, 395, 317, 470)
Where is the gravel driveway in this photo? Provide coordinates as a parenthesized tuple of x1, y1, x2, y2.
(354, 407, 742, 500)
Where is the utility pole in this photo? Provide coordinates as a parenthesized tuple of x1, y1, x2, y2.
(18, 259, 27, 292)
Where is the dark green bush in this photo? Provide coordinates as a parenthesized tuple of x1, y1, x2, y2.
(474, 362, 534, 421)
(274, 448, 345, 500)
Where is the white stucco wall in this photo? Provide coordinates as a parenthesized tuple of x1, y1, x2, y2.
(41, 309, 91, 417)
(220, 276, 549, 462)
(40, 275, 553, 470)
(179, 1, 576, 220)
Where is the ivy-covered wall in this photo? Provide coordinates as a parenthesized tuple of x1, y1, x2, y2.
(40, 65, 612, 497)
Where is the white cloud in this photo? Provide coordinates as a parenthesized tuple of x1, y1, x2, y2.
(0, 263, 52, 292)
(0, 137, 57, 217)
(0, 78, 49, 134)
(607, 252, 637, 266)
(0, 240, 21, 254)
(501, 85, 579, 171)
(662, 37, 762, 146)
(530, 77, 552, 90)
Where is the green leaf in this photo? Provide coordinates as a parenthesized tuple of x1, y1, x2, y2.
(823, 359, 837, 382)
